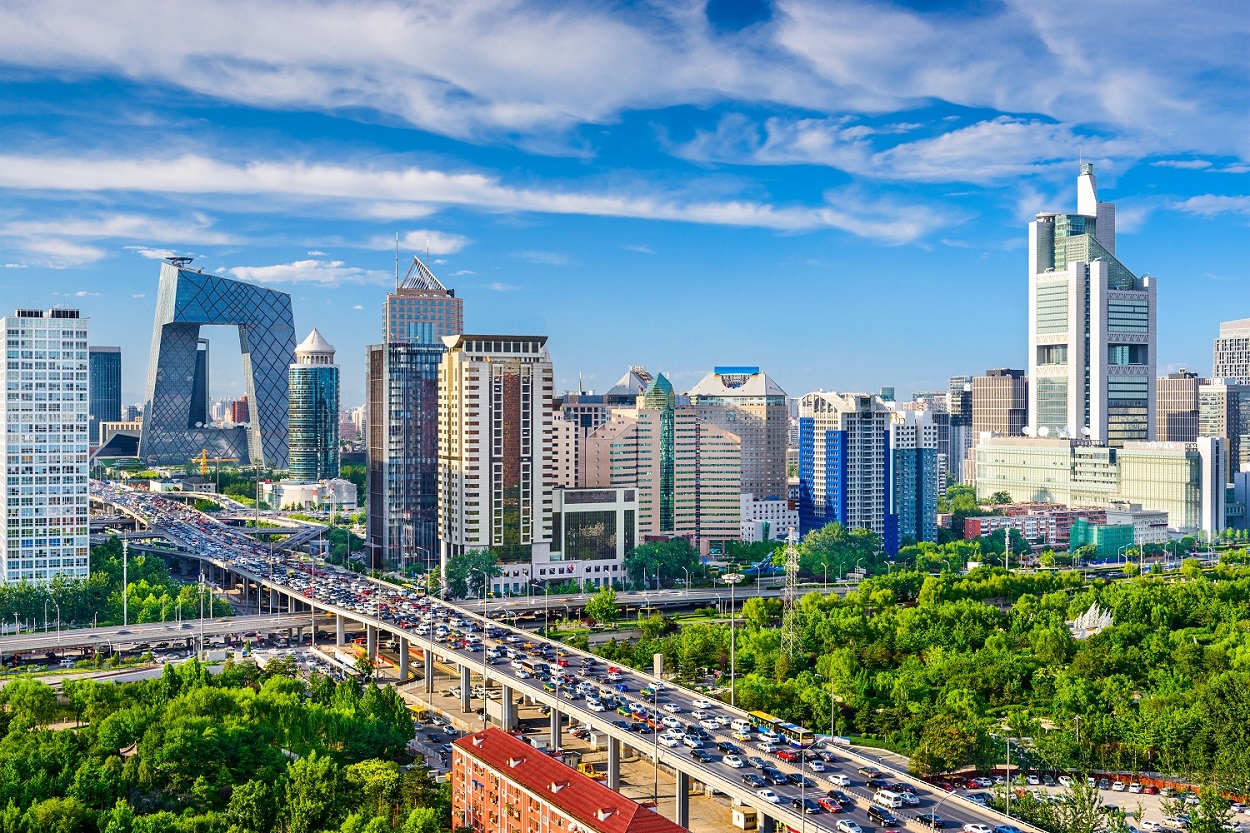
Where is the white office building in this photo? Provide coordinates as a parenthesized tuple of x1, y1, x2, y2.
(2, 308, 91, 583)
(1028, 163, 1156, 447)
(740, 493, 798, 542)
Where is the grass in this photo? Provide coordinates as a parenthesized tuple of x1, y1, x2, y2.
(848, 734, 910, 756)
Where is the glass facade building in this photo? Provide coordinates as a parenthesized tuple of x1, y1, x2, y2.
(88, 346, 121, 446)
(288, 329, 339, 482)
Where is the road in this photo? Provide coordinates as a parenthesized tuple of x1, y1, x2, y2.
(0, 613, 319, 655)
(86, 480, 1037, 833)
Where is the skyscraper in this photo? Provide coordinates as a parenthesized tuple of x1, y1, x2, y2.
(2, 308, 90, 583)
(288, 329, 339, 482)
(140, 259, 295, 467)
(890, 411, 939, 544)
(367, 256, 460, 571)
(972, 369, 1028, 438)
(1199, 379, 1250, 480)
(798, 391, 896, 551)
(1028, 163, 1156, 446)
(1156, 370, 1200, 443)
(1214, 319, 1250, 385)
(688, 366, 788, 500)
(946, 375, 973, 483)
(88, 345, 121, 446)
(438, 335, 555, 593)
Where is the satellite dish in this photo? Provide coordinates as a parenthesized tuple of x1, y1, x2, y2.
(1082, 427, 1091, 436)
(1038, 427, 1050, 437)
(1022, 425, 1035, 437)
(194, 422, 203, 428)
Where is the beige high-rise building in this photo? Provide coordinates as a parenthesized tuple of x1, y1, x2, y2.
(582, 374, 740, 555)
(972, 369, 1028, 439)
(550, 416, 578, 488)
(1156, 370, 1199, 442)
(1199, 378, 1250, 480)
(1214, 319, 1250, 385)
(688, 367, 788, 500)
(438, 335, 554, 594)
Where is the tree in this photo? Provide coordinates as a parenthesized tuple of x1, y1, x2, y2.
(1181, 558, 1204, 580)
(909, 717, 990, 776)
(623, 539, 701, 587)
(286, 752, 345, 833)
(443, 549, 501, 599)
(3, 678, 57, 728)
(1051, 774, 1104, 833)
(355, 655, 376, 680)
(226, 779, 278, 833)
(741, 597, 781, 628)
(585, 586, 619, 626)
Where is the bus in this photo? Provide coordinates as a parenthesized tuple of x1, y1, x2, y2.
(748, 711, 783, 733)
(748, 711, 814, 747)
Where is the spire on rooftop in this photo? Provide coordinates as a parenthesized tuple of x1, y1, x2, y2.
(399, 255, 448, 292)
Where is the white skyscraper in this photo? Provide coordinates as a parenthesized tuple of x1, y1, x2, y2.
(1213, 319, 1250, 385)
(1028, 163, 1156, 446)
(2, 308, 91, 583)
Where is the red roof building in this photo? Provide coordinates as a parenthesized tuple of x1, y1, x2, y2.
(451, 727, 686, 833)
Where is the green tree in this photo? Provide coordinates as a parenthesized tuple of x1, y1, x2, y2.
(355, 655, 376, 681)
(443, 549, 501, 599)
(740, 597, 781, 628)
(3, 678, 57, 728)
(585, 586, 619, 626)
(286, 753, 345, 833)
(226, 779, 278, 833)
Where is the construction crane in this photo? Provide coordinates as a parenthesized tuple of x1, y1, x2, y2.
(190, 449, 237, 477)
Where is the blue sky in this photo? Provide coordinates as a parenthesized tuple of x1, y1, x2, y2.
(0, 0, 1247, 406)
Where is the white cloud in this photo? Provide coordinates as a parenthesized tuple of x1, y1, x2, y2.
(368, 229, 469, 256)
(1151, 159, 1213, 170)
(450, 269, 476, 276)
(16, 238, 107, 268)
(623, 243, 655, 254)
(229, 258, 394, 286)
(4, 213, 234, 245)
(125, 245, 179, 259)
(308, 250, 327, 256)
(352, 304, 364, 310)
(513, 250, 570, 266)
(132, 292, 146, 298)
(488, 281, 518, 291)
(1173, 194, 1250, 217)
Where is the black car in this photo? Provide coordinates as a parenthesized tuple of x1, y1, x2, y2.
(857, 766, 882, 777)
(819, 750, 838, 763)
(613, 720, 631, 730)
(717, 741, 740, 754)
(786, 773, 816, 788)
(792, 797, 821, 814)
(868, 806, 898, 826)
(763, 767, 789, 786)
(742, 773, 767, 788)
(917, 813, 946, 828)
(827, 789, 853, 805)
(865, 777, 891, 789)
(690, 748, 715, 763)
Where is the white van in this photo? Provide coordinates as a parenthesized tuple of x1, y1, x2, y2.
(873, 790, 905, 810)
(731, 719, 751, 733)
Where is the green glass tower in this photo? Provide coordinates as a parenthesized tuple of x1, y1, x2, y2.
(288, 329, 339, 482)
(643, 374, 675, 532)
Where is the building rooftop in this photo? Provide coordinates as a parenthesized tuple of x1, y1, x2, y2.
(688, 368, 787, 399)
(454, 728, 683, 833)
(295, 328, 335, 356)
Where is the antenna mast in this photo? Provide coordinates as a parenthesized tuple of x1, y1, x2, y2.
(395, 232, 400, 291)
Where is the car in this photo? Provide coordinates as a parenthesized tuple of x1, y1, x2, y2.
(1058, 776, 1075, 787)
(587, 700, 606, 712)
(693, 698, 713, 709)
(808, 760, 826, 772)
(1130, 783, 1144, 794)
(717, 741, 740, 754)
(513, 670, 530, 679)
(658, 734, 680, 747)
(868, 807, 898, 826)
(662, 703, 681, 714)
(700, 719, 719, 731)
(662, 715, 682, 729)
(965, 793, 991, 806)
(755, 742, 779, 753)
(763, 768, 788, 786)
(724, 755, 746, 768)
(787, 773, 815, 788)
(733, 730, 752, 742)
(1043, 775, 1056, 787)
(1027, 774, 1041, 786)
(747, 756, 767, 769)
(691, 748, 714, 763)
(641, 686, 656, 697)
(836, 821, 863, 833)
(964, 825, 993, 833)
(741, 773, 766, 788)
(993, 826, 1023, 833)
(681, 736, 703, 749)
(1139, 823, 1162, 833)
(613, 683, 629, 692)
(828, 773, 851, 787)
(918, 814, 947, 829)
(1162, 818, 1189, 830)
(827, 789, 853, 805)
(714, 715, 730, 726)
(756, 789, 781, 804)
(866, 778, 890, 790)
(857, 766, 881, 777)
(819, 797, 843, 813)
(793, 797, 822, 814)
(776, 749, 801, 763)
(901, 791, 920, 806)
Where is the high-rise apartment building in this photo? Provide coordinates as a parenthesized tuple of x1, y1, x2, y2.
(688, 366, 788, 500)
(946, 375, 973, 483)
(550, 416, 578, 488)
(88, 346, 121, 446)
(1156, 370, 1200, 443)
(972, 369, 1028, 439)
(367, 257, 462, 571)
(438, 334, 555, 590)
(2, 308, 90, 583)
(1214, 319, 1250, 385)
(230, 397, 249, 425)
(1028, 163, 1156, 446)
(1199, 379, 1250, 480)
(582, 374, 741, 555)
(798, 391, 896, 551)
(287, 329, 339, 482)
(890, 411, 939, 544)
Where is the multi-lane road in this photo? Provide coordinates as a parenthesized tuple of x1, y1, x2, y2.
(84, 481, 1037, 833)
(0, 613, 320, 656)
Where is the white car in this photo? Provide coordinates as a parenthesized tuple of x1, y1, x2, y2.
(755, 742, 779, 753)
(659, 734, 680, 747)
(700, 720, 719, 730)
(807, 760, 826, 772)
(587, 700, 605, 712)
(691, 710, 708, 720)
(662, 703, 681, 714)
(1112, 782, 1126, 792)
(964, 825, 993, 833)
(836, 821, 863, 833)
(1129, 783, 1144, 794)
(1140, 821, 1163, 832)
(829, 773, 851, 787)
(756, 789, 781, 804)
(724, 755, 745, 768)
(693, 698, 713, 709)
(714, 715, 730, 726)
(662, 716, 683, 729)
(1058, 776, 1075, 787)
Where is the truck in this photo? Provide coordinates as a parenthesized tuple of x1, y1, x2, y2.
(578, 762, 608, 784)
(485, 696, 520, 732)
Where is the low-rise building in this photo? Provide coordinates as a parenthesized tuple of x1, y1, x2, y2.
(1068, 519, 1136, 559)
(740, 493, 798, 542)
(451, 727, 685, 833)
(963, 505, 1107, 549)
(261, 479, 358, 511)
(1104, 500, 1169, 545)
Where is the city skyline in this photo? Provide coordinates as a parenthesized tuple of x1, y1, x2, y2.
(0, 2, 1247, 405)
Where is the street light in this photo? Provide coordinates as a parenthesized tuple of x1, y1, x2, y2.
(721, 572, 743, 708)
(681, 567, 690, 596)
(53, 601, 60, 644)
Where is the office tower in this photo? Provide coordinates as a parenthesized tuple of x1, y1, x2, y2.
(879, 386, 896, 403)
(1214, 319, 1250, 385)
(1156, 370, 1200, 442)
(383, 256, 463, 344)
(122, 404, 141, 422)
(288, 329, 340, 482)
(946, 375, 973, 483)
(88, 346, 121, 446)
(582, 374, 742, 555)
(688, 366, 789, 500)
(891, 411, 939, 544)
(367, 256, 462, 572)
(558, 367, 651, 471)
(972, 369, 1029, 438)
(551, 416, 578, 488)
(1028, 163, 1155, 446)
(1199, 379, 1250, 479)
(140, 259, 295, 466)
(438, 335, 555, 584)
(2, 308, 90, 583)
(797, 391, 896, 550)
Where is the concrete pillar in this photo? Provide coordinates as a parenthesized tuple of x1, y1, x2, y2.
(501, 685, 515, 731)
(399, 640, 409, 682)
(607, 737, 621, 791)
(366, 625, 377, 660)
(675, 770, 689, 829)
(549, 708, 562, 749)
(424, 651, 434, 693)
(336, 615, 345, 646)
(760, 815, 776, 833)
(460, 666, 472, 713)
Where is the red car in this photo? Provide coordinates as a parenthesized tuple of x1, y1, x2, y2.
(1143, 786, 1159, 795)
(776, 749, 801, 763)
(818, 798, 843, 813)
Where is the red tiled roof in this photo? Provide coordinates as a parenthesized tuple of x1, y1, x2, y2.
(453, 728, 687, 833)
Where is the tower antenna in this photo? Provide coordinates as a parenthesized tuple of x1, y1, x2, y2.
(394, 232, 400, 291)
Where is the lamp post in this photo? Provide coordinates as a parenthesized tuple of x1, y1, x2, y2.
(53, 601, 60, 644)
(681, 567, 690, 596)
(43, 599, 49, 635)
(823, 564, 828, 591)
(721, 572, 743, 708)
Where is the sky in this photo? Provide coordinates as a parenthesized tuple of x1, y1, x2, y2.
(0, 0, 1247, 407)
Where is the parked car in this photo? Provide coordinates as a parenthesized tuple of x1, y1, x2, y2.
(1130, 783, 1144, 794)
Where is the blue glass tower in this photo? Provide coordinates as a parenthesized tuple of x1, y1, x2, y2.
(288, 329, 339, 482)
(88, 345, 121, 445)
